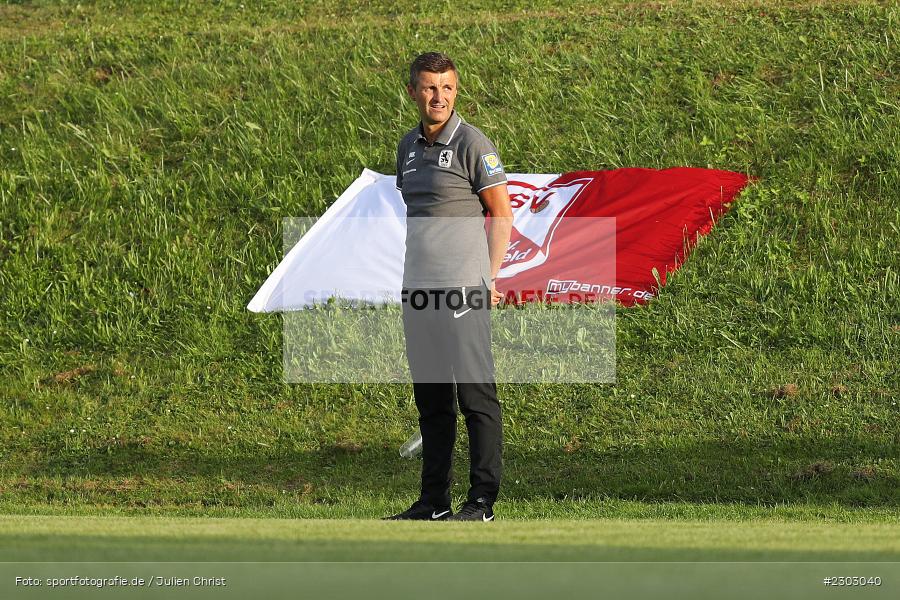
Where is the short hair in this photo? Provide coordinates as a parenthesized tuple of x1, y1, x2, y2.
(408, 52, 458, 88)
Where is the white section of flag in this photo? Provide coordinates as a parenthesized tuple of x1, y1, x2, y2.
(247, 169, 557, 313)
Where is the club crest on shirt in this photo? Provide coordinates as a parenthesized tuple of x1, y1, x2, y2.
(438, 149, 453, 168)
(481, 152, 503, 176)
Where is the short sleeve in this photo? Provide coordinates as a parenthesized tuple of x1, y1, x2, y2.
(466, 135, 507, 194)
(395, 140, 404, 190)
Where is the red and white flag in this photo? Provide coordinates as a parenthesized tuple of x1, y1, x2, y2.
(248, 167, 750, 312)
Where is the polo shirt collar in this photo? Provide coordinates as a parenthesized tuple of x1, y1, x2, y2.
(416, 110, 463, 146)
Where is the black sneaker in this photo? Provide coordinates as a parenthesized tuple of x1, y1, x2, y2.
(383, 499, 453, 521)
(446, 497, 494, 522)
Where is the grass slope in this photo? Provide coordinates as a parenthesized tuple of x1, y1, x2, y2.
(0, 1, 898, 516)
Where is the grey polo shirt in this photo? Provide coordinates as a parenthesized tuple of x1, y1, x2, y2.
(396, 110, 507, 288)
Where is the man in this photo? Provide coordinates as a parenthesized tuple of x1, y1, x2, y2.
(385, 52, 513, 522)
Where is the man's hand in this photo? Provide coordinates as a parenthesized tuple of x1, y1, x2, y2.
(490, 282, 502, 306)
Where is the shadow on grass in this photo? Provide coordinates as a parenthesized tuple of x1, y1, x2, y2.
(18, 435, 900, 508)
(2, 534, 900, 562)
(3, 554, 898, 600)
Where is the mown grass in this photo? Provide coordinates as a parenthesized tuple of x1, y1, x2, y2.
(2, 515, 899, 600)
(0, 0, 898, 517)
(4, 514, 900, 561)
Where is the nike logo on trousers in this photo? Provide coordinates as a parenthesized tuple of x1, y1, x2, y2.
(453, 308, 472, 319)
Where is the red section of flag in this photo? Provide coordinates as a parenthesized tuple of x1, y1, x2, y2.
(498, 167, 751, 306)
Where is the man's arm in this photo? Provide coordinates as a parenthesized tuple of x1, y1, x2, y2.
(395, 139, 405, 190)
(479, 183, 513, 305)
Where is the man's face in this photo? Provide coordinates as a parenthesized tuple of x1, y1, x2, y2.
(407, 69, 458, 127)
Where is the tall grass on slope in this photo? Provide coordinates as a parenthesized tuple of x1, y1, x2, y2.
(0, 1, 897, 514)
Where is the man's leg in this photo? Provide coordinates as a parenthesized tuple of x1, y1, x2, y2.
(402, 288, 455, 508)
(413, 382, 455, 507)
(449, 285, 502, 504)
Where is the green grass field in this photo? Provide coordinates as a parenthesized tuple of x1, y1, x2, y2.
(5, 513, 900, 561)
(3, 514, 899, 599)
(0, 0, 898, 596)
